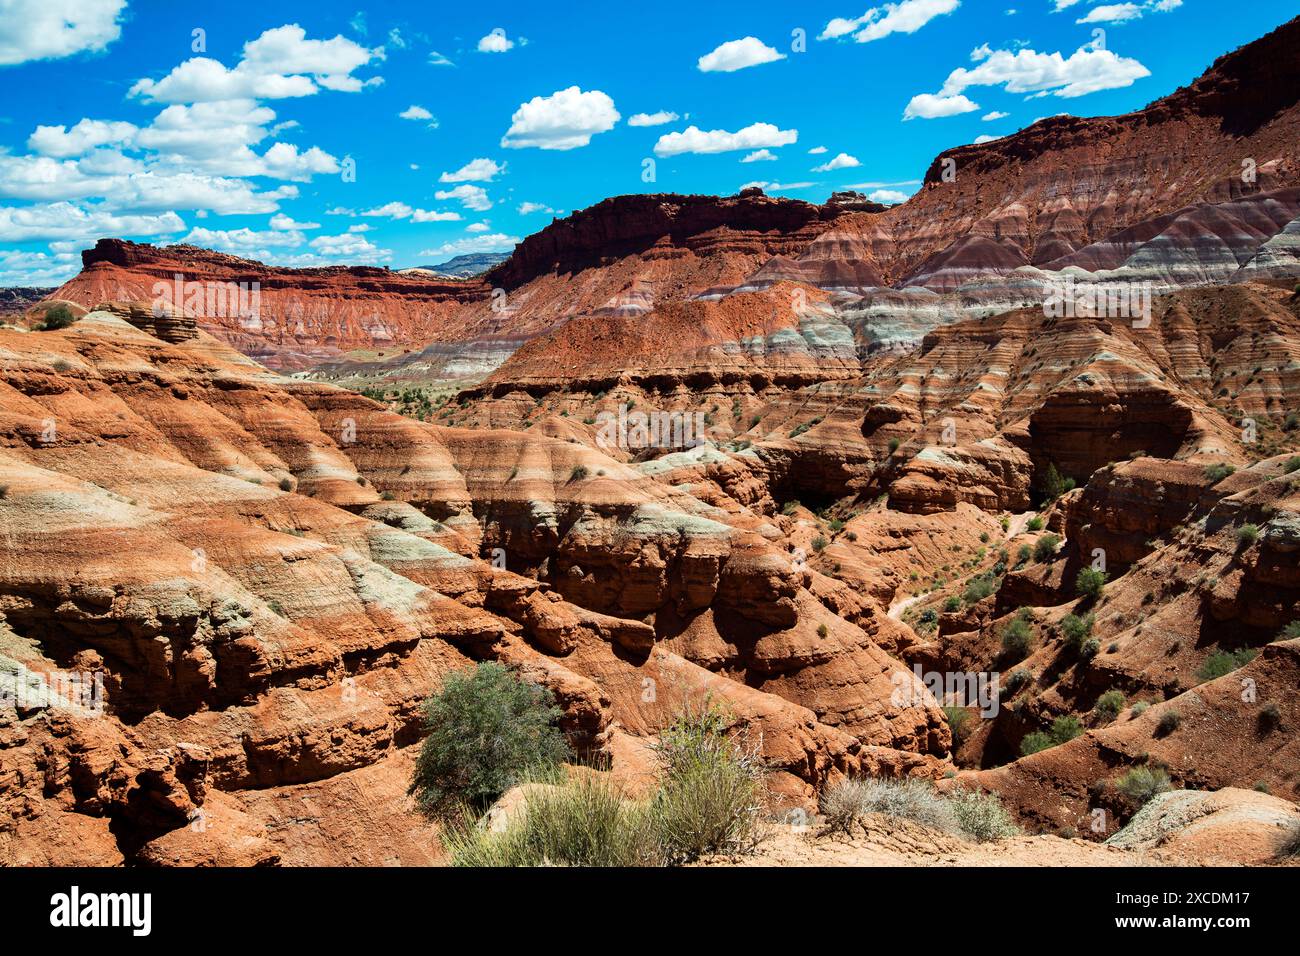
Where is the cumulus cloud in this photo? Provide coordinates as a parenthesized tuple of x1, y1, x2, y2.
(465, 222, 491, 233)
(419, 234, 520, 257)
(399, 105, 438, 126)
(357, 201, 461, 221)
(903, 92, 980, 119)
(435, 184, 492, 211)
(867, 188, 910, 203)
(654, 122, 797, 157)
(439, 158, 503, 183)
(269, 213, 319, 230)
(819, 0, 960, 43)
(697, 37, 785, 72)
(628, 111, 679, 127)
(477, 28, 515, 53)
(739, 181, 815, 192)
(0, 202, 184, 242)
(982, 110, 1009, 120)
(307, 232, 390, 261)
(808, 146, 828, 154)
(130, 24, 382, 104)
(811, 152, 860, 172)
(517, 201, 555, 215)
(28, 119, 138, 157)
(501, 86, 619, 150)
(0, 0, 125, 66)
(973, 134, 999, 144)
(741, 149, 778, 163)
(934, 43, 1151, 100)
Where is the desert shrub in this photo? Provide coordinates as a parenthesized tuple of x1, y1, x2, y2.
(649, 705, 766, 863)
(1114, 766, 1171, 806)
(1094, 690, 1125, 721)
(569, 465, 590, 482)
(820, 777, 958, 835)
(1278, 621, 1300, 641)
(1236, 523, 1260, 547)
(1026, 516, 1044, 532)
(379, 490, 396, 501)
(1016, 544, 1032, 565)
(816, 623, 829, 638)
(1075, 567, 1107, 600)
(1156, 710, 1181, 736)
(0, 484, 9, 499)
(781, 500, 800, 516)
(1001, 616, 1033, 660)
(1260, 702, 1282, 731)
(37, 303, 77, 330)
(1130, 701, 1150, 717)
(943, 596, 961, 613)
(943, 706, 973, 749)
(962, 573, 997, 604)
(1060, 612, 1095, 652)
(278, 477, 293, 492)
(1004, 669, 1030, 695)
(410, 662, 569, 819)
(1284, 457, 1300, 475)
(1021, 714, 1082, 755)
(442, 774, 660, 867)
(1081, 637, 1101, 659)
(811, 535, 828, 552)
(1203, 462, 1235, 483)
(1033, 533, 1061, 562)
(888, 438, 901, 453)
(949, 789, 1019, 842)
(1196, 648, 1256, 681)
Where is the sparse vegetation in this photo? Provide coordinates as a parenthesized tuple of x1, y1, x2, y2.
(1196, 648, 1257, 682)
(1060, 612, 1095, 652)
(1203, 462, 1235, 483)
(1236, 523, 1259, 547)
(816, 623, 829, 638)
(943, 706, 973, 749)
(1020, 715, 1083, 756)
(948, 789, 1020, 842)
(1033, 533, 1061, 562)
(819, 778, 1015, 841)
(1026, 516, 1044, 532)
(1156, 710, 1182, 736)
(569, 465, 590, 482)
(1114, 766, 1171, 806)
(811, 535, 828, 552)
(1001, 613, 1033, 660)
(1075, 567, 1107, 600)
(1094, 690, 1125, 721)
(36, 303, 77, 331)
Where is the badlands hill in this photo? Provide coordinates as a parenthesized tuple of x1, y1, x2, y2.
(5, 16, 1300, 867)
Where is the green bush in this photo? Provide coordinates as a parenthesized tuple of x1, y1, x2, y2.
(943, 596, 961, 613)
(1081, 637, 1100, 659)
(1021, 714, 1083, 755)
(888, 438, 900, 453)
(1060, 612, 1095, 652)
(1033, 533, 1061, 562)
(1026, 516, 1044, 532)
(1130, 701, 1150, 717)
(1094, 690, 1125, 721)
(962, 573, 997, 604)
(569, 465, 590, 482)
(1019, 732, 1053, 756)
(811, 535, 828, 552)
(819, 778, 958, 835)
(1203, 462, 1235, 483)
(943, 706, 973, 749)
(37, 303, 77, 331)
(410, 662, 570, 819)
(1283, 457, 1300, 475)
(1114, 766, 1171, 806)
(1279, 621, 1300, 641)
(1001, 616, 1033, 660)
(1236, 523, 1259, 547)
(1003, 669, 1030, 695)
(1196, 648, 1257, 681)
(1075, 567, 1107, 600)
(1156, 710, 1181, 736)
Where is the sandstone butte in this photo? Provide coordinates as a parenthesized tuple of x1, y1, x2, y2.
(2, 17, 1299, 867)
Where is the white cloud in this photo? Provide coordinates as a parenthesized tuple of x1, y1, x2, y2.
(654, 122, 797, 157)
(130, 24, 381, 104)
(28, 119, 138, 157)
(0, 248, 82, 286)
(867, 188, 910, 203)
(628, 111, 679, 127)
(307, 233, 389, 261)
(819, 0, 960, 44)
(808, 146, 828, 154)
(428, 51, 454, 67)
(741, 149, 778, 163)
(420, 233, 520, 257)
(182, 226, 306, 253)
(973, 134, 999, 144)
(0, 0, 125, 66)
(399, 105, 438, 126)
(477, 28, 514, 53)
(934, 43, 1151, 100)
(1077, 3, 1142, 23)
(517, 201, 555, 215)
(811, 152, 860, 172)
(0, 202, 184, 242)
(739, 181, 815, 192)
(982, 110, 1009, 120)
(435, 184, 492, 211)
(269, 213, 319, 230)
(439, 158, 503, 183)
(358, 201, 461, 221)
(697, 36, 785, 72)
(465, 222, 491, 233)
(903, 92, 979, 119)
(501, 86, 620, 150)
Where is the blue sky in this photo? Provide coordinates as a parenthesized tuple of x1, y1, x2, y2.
(0, 0, 1295, 284)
